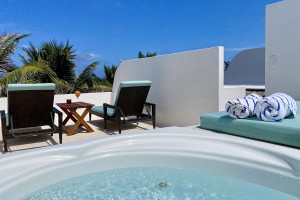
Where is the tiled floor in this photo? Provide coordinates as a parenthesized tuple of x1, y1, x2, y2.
(0, 115, 155, 154)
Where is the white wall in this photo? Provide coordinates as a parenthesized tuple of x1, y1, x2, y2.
(112, 47, 245, 127)
(265, 0, 300, 100)
(225, 47, 265, 86)
(219, 86, 246, 111)
(0, 92, 111, 113)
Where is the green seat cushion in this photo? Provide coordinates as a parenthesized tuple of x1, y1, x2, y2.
(200, 101, 300, 148)
(7, 83, 55, 91)
(5, 113, 9, 127)
(91, 106, 115, 117)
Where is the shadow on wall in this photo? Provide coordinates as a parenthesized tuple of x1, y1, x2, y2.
(111, 47, 245, 127)
(224, 47, 265, 86)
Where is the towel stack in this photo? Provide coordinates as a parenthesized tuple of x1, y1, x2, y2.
(254, 93, 297, 122)
(225, 93, 262, 119)
(226, 92, 297, 122)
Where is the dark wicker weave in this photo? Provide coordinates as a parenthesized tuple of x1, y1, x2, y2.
(89, 86, 156, 133)
(1, 89, 62, 152)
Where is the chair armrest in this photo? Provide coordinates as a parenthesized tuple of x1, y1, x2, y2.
(52, 107, 62, 129)
(145, 102, 155, 106)
(144, 102, 156, 119)
(103, 103, 117, 109)
(0, 110, 8, 133)
(0, 110, 6, 126)
(103, 103, 122, 117)
(52, 107, 62, 116)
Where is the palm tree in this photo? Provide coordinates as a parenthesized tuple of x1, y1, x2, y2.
(138, 51, 157, 58)
(0, 62, 72, 95)
(0, 33, 29, 76)
(74, 62, 111, 93)
(224, 61, 230, 71)
(104, 65, 118, 85)
(20, 40, 76, 84)
(0, 35, 111, 95)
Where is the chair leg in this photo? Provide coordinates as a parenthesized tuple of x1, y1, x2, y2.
(89, 112, 92, 122)
(58, 128, 63, 144)
(3, 139, 8, 153)
(152, 104, 156, 129)
(59, 130, 62, 144)
(104, 116, 107, 130)
(117, 117, 122, 134)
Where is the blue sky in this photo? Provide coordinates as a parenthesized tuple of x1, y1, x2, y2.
(1, 0, 279, 78)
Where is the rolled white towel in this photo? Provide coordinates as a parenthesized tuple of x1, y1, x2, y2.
(226, 93, 262, 119)
(254, 93, 297, 122)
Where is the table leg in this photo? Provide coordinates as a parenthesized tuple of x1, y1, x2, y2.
(61, 107, 78, 125)
(67, 108, 94, 136)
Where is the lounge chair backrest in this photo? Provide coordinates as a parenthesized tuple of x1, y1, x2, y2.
(7, 83, 56, 129)
(114, 81, 151, 116)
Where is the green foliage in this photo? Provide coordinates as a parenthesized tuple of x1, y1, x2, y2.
(21, 40, 76, 84)
(224, 61, 230, 71)
(138, 51, 157, 58)
(104, 65, 118, 85)
(0, 33, 29, 76)
(0, 62, 71, 95)
(74, 61, 111, 93)
(0, 33, 141, 96)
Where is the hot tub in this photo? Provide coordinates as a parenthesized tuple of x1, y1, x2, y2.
(0, 127, 299, 199)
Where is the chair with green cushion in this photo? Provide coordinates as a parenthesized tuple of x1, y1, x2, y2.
(0, 83, 63, 152)
(89, 80, 156, 133)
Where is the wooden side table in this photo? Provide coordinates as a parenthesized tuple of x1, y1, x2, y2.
(56, 102, 95, 136)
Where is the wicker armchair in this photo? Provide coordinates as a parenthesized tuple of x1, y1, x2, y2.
(1, 83, 62, 152)
(89, 80, 156, 133)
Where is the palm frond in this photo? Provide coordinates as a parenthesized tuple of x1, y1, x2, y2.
(0, 33, 29, 71)
(104, 64, 118, 84)
(74, 61, 99, 91)
(0, 62, 71, 93)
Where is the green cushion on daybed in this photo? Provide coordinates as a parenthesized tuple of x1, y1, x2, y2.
(7, 83, 55, 91)
(91, 106, 116, 117)
(200, 101, 300, 148)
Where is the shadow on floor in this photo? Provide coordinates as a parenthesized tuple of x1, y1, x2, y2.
(88, 118, 149, 135)
(0, 134, 58, 154)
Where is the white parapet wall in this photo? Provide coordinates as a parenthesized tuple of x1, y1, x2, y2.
(112, 47, 245, 127)
(266, 0, 300, 100)
(0, 92, 112, 113)
(219, 86, 246, 111)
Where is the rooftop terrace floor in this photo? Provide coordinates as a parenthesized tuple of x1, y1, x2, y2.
(0, 114, 154, 154)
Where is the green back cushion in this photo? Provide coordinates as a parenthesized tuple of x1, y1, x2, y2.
(200, 101, 300, 148)
(7, 83, 56, 91)
(113, 80, 151, 106)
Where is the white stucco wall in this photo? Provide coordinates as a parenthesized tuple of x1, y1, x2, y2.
(112, 47, 245, 127)
(219, 86, 246, 111)
(0, 92, 111, 113)
(265, 0, 300, 100)
(225, 47, 265, 86)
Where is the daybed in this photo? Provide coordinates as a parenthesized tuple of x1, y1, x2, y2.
(200, 101, 300, 148)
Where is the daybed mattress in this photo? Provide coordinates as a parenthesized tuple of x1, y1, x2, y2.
(200, 101, 300, 148)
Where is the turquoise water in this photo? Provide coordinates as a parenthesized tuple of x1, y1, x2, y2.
(22, 167, 297, 200)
